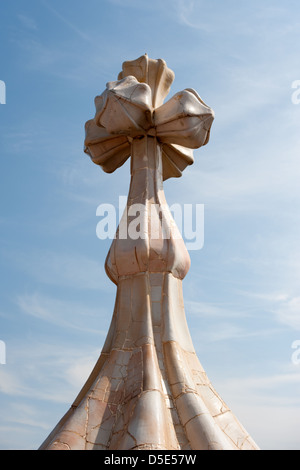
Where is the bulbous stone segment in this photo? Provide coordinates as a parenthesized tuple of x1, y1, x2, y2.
(105, 136, 191, 285)
(154, 89, 214, 148)
(83, 119, 196, 181)
(84, 119, 131, 173)
(94, 76, 153, 137)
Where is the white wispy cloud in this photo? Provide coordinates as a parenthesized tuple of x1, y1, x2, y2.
(186, 299, 249, 319)
(0, 339, 100, 401)
(175, 1, 298, 39)
(217, 364, 300, 402)
(175, 0, 211, 31)
(3, 403, 49, 431)
(17, 14, 38, 31)
(273, 296, 300, 331)
(0, 369, 27, 396)
(276, 297, 300, 331)
(5, 248, 111, 292)
(41, 0, 91, 42)
(238, 289, 300, 332)
(16, 292, 107, 333)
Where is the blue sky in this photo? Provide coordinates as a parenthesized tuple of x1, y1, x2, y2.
(0, 0, 300, 450)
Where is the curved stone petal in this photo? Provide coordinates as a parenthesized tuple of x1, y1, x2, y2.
(84, 119, 130, 173)
(154, 88, 214, 149)
(94, 76, 153, 137)
(118, 53, 175, 108)
(162, 143, 194, 180)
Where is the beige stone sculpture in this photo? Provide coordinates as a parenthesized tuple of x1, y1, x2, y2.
(39, 55, 259, 451)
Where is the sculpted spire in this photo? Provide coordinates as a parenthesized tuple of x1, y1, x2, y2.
(40, 56, 259, 451)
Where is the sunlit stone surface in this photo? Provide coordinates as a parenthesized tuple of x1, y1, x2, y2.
(39, 55, 259, 451)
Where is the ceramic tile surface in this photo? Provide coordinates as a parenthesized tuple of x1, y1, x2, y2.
(39, 55, 259, 451)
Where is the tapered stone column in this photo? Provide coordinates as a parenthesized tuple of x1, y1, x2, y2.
(39, 55, 259, 450)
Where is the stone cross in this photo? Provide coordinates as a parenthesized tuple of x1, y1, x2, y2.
(39, 55, 259, 451)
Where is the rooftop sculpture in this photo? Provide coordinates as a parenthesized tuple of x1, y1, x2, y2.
(39, 54, 259, 451)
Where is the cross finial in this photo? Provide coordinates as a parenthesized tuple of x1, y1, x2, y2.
(84, 54, 214, 181)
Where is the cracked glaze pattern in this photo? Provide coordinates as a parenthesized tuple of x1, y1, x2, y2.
(39, 55, 259, 451)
